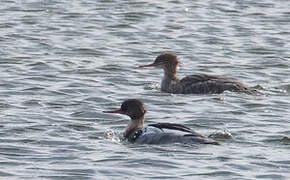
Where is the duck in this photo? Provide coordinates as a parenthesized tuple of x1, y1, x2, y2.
(139, 53, 253, 94)
(103, 99, 219, 145)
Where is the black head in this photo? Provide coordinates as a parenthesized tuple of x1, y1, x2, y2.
(121, 99, 146, 119)
(103, 99, 146, 120)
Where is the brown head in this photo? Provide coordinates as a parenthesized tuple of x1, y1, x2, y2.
(103, 99, 146, 120)
(139, 53, 180, 76)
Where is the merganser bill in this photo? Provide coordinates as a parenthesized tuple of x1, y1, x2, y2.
(103, 99, 219, 145)
(139, 53, 252, 94)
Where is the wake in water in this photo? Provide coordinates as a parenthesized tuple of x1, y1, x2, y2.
(144, 82, 160, 90)
(262, 136, 290, 145)
(246, 84, 288, 95)
(208, 130, 233, 141)
(104, 130, 123, 143)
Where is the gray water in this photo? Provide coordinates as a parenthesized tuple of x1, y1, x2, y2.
(1, 0, 290, 179)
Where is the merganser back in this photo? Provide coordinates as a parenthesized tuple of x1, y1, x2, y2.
(103, 99, 219, 145)
(139, 53, 252, 94)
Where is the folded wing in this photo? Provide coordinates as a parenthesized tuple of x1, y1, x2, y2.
(180, 74, 250, 94)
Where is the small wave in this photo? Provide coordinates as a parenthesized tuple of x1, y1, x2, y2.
(281, 137, 290, 144)
(208, 130, 233, 141)
(104, 130, 122, 143)
(144, 82, 160, 90)
(263, 136, 290, 145)
(279, 84, 290, 93)
(268, 87, 288, 94)
(251, 85, 288, 95)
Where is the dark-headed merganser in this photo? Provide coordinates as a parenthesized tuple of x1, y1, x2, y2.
(103, 99, 219, 145)
(139, 53, 252, 94)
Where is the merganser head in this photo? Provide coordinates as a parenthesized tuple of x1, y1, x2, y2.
(103, 99, 146, 120)
(139, 53, 180, 75)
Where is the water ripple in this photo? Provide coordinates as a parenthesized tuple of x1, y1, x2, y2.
(1, 0, 290, 179)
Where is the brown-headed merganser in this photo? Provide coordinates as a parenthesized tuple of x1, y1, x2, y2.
(103, 99, 219, 145)
(139, 53, 253, 94)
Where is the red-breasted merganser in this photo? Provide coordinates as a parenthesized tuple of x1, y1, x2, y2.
(139, 53, 252, 94)
(103, 99, 219, 145)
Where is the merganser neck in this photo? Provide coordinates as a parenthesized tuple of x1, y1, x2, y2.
(161, 71, 181, 93)
(124, 117, 144, 139)
(164, 71, 179, 80)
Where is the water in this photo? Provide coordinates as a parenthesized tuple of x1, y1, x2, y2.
(1, 0, 290, 179)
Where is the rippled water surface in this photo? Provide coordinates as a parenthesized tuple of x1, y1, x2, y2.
(1, 0, 290, 179)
